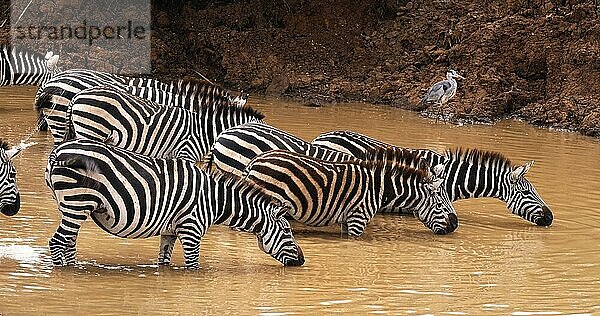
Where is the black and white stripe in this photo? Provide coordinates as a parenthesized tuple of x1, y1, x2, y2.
(243, 147, 458, 235)
(34, 69, 246, 142)
(311, 130, 553, 226)
(204, 122, 353, 177)
(61, 86, 263, 162)
(45, 138, 304, 268)
(0, 139, 21, 217)
(0, 45, 60, 86)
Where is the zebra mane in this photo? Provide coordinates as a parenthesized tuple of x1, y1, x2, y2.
(204, 99, 265, 120)
(445, 148, 513, 168)
(0, 138, 9, 151)
(205, 168, 276, 204)
(359, 147, 429, 181)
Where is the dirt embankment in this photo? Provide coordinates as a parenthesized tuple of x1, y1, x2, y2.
(2, 1, 599, 137)
(150, 0, 600, 137)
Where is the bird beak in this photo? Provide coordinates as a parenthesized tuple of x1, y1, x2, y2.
(457, 74, 465, 80)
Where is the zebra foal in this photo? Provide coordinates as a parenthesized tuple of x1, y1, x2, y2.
(45, 139, 304, 268)
(243, 147, 458, 236)
(311, 130, 553, 226)
(60, 86, 263, 162)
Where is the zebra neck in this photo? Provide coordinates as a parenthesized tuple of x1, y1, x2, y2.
(445, 157, 508, 201)
(212, 190, 269, 234)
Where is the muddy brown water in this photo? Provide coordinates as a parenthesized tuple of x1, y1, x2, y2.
(0, 86, 599, 315)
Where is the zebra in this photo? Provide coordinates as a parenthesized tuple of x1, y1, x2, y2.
(0, 139, 23, 217)
(0, 139, 36, 217)
(61, 86, 264, 162)
(45, 138, 305, 269)
(242, 147, 458, 235)
(34, 69, 246, 137)
(0, 45, 60, 86)
(311, 130, 553, 226)
(203, 122, 353, 178)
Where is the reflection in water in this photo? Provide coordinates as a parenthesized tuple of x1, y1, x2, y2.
(0, 87, 599, 314)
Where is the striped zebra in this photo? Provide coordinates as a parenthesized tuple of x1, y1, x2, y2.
(45, 138, 304, 268)
(61, 86, 264, 162)
(204, 122, 353, 177)
(243, 148, 458, 235)
(311, 130, 553, 226)
(0, 45, 60, 86)
(0, 140, 23, 216)
(34, 69, 246, 139)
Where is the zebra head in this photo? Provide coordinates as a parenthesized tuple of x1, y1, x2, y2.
(504, 161, 553, 226)
(0, 140, 21, 217)
(412, 163, 459, 235)
(256, 199, 305, 267)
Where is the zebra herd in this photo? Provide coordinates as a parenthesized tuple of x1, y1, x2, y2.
(0, 46, 553, 269)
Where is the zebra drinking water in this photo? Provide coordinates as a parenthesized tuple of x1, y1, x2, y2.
(0, 45, 60, 86)
(204, 122, 353, 177)
(243, 147, 458, 236)
(45, 138, 305, 268)
(34, 69, 246, 140)
(61, 86, 264, 162)
(311, 130, 553, 226)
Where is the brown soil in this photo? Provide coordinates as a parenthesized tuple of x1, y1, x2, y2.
(2, 1, 600, 137)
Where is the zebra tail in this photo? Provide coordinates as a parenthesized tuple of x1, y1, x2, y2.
(62, 101, 77, 142)
(199, 151, 215, 172)
(35, 92, 54, 132)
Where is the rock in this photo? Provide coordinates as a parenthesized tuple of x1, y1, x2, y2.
(265, 75, 290, 96)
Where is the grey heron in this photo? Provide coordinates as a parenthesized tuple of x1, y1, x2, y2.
(421, 69, 465, 120)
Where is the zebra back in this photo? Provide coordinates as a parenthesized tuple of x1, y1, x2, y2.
(0, 45, 60, 86)
(64, 86, 264, 162)
(205, 122, 353, 177)
(126, 79, 245, 112)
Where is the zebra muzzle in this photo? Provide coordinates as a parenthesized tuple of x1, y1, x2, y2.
(0, 193, 20, 216)
(534, 206, 553, 227)
(285, 243, 305, 267)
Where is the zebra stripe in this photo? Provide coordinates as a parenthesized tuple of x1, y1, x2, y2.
(45, 138, 304, 268)
(0, 139, 21, 216)
(0, 46, 60, 86)
(62, 86, 263, 162)
(204, 122, 352, 177)
(311, 130, 553, 226)
(34, 69, 246, 143)
(243, 147, 458, 235)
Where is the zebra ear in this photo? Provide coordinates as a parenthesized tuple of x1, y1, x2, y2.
(271, 198, 291, 220)
(431, 178, 444, 191)
(431, 164, 445, 178)
(511, 161, 534, 181)
(46, 54, 60, 72)
(5, 147, 22, 160)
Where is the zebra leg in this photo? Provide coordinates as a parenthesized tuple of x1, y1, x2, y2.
(346, 207, 374, 237)
(177, 232, 201, 269)
(158, 235, 177, 265)
(49, 211, 87, 266)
